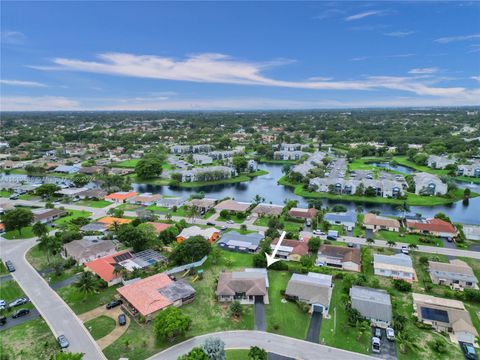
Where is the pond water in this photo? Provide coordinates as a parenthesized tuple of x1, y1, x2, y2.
(134, 163, 480, 225)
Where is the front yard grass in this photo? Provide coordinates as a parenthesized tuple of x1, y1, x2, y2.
(54, 210, 91, 227)
(374, 230, 444, 247)
(0, 279, 35, 315)
(254, 215, 303, 233)
(3, 226, 35, 240)
(84, 315, 117, 340)
(226, 349, 249, 360)
(0, 190, 12, 197)
(265, 271, 310, 339)
(0, 318, 57, 359)
(78, 199, 111, 208)
(218, 214, 245, 224)
(57, 284, 120, 315)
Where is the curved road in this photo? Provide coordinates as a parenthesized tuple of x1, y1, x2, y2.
(0, 237, 106, 360)
(147, 330, 375, 360)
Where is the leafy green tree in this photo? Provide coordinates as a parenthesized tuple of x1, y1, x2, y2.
(72, 173, 90, 187)
(2, 208, 34, 235)
(37, 235, 62, 263)
(32, 221, 49, 238)
(178, 347, 208, 360)
(307, 237, 322, 253)
(154, 307, 191, 342)
(248, 346, 267, 360)
(229, 301, 243, 318)
(50, 352, 84, 360)
(169, 236, 211, 265)
(117, 223, 157, 252)
(135, 157, 163, 179)
(36, 183, 60, 198)
(232, 156, 248, 174)
(158, 226, 180, 245)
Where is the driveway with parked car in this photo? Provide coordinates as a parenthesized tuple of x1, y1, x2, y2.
(371, 327, 397, 360)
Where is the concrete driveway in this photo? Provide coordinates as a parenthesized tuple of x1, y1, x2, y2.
(254, 296, 266, 331)
(371, 328, 397, 360)
(305, 312, 322, 343)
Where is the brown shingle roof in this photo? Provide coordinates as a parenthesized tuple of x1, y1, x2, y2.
(216, 272, 267, 297)
(318, 245, 361, 265)
(363, 213, 400, 229)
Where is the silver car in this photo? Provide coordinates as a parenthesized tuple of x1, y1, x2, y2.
(57, 335, 69, 349)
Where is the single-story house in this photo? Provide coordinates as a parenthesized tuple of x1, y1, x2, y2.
(457, 161, 480, 177)
(155, 197, 185, 209)
(97, 217, 132, 229)
(54, 164, 81, 174)
(32, 208, 66, 224)
(350, 286, 392, 327)
(76, 189, 107, 200)
(406, 218, 457, 239)
(427, 155, 456, 170)
(79, 166, 103, 175)
(323, 211, 356, 229)
(428, 259, 478, 290)
(80, 222, 108, 233)
(62, 237, 117, 264)
(57, 187, 89, 199)
(185, 198, 216, 213)
(146, 222, 173, 235)
(374, 253, 416, 282)
(363, 213, 401, 232)
(288, 207, 318, 220)
(105, 191, 138, 203)
(251, 203, 284, 217)
(413, 293, 478, 343)
(413, 173, 448, 196)
(217, 231, 264, 253)
(128, 193, 162, 206)
(463, 224, 480, 241)
(117, 273, 195, 321)
(270, 238, 309, 262)
(285, 272, 333, 316)
(316, 245, 361, 272)
(176, 226, 220, 243)
(214, 199, 251, 213)
(216, 269, 269, 304)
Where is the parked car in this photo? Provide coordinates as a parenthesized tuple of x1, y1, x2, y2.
(5, 261, 15, 272)
(306, 219, 312, 227)
(226, 220, 234, 224)
(118, 313, 127, 326)
(8, 297, 29, 308)
(0, 315, 6, 326)
(313, 230, 325, 235)
(57, 335, 70, 349)
(347, 242, 354, 248)
(462, 343, 478, 360)
(0, 300, 6, 310)
(386, 327, 395, 341)
(9, 194, 19, 200)
(106, 299, 123, 309)
(374, 327, 382, 339)
(401, 246, 409, 255)
(220, 225, 228, 231)
(371, 337, 381, 353)
(206, 222, 216, 226)
(12, 309, 30, 318)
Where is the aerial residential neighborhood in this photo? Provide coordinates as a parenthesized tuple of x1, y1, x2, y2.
(1, 1, 480, 360)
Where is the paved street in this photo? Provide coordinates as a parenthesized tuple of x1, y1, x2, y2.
(148, 330, 375, 360)
(0, 237, 106, 360)
(0, 308, 40, 331)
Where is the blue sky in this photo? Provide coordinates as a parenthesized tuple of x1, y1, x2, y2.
(1, 1, 479, 110)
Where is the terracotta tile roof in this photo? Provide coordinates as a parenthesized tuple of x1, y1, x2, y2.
(407, 218, 456, 234)
(105, 191, 138, 201)
(117, 273, 173, 316)
(85, 250, 132, 282)
(147, 222, 173, 234)
(97, 217, 132, 227)
(288, 207, 318, 219)
(271, 238, 309, 256)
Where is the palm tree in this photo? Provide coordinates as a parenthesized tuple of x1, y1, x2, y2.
(187, 205, 200, 223)
(165, 212, 173, 222)
(75, 272, 100, 294)
(37, 235, 61, 264)
(408, 243, 418, 250)
(366, 238, 375, 246)
(252, 194, 264, 204)
(32, 222, 48, 238)
(387, 240, 396, 247)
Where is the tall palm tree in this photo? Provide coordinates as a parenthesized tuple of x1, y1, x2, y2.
(187, 205, 200, 223)
(75, 272, 100, 294)
(366, 238, 375, 246)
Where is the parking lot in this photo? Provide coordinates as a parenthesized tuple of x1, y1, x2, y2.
(371, 327, 397, 360)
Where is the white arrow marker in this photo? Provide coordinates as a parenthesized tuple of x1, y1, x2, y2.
(265, 231, 286, 267)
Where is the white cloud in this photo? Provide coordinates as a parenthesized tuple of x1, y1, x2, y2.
(435, 33, 480, 43)
(408, 67, 439, 74)
(0, 96, 80, 111)
(345, 10, 384, 21)
(471, 76, 480, 81)
(0, 31, 26, 44)
(30, 52, 471, 98)
(350, 56, 369, 61)
(0, 79, 47, 88)
(384, 31, 415, 37)
(468, 44, 480, 53)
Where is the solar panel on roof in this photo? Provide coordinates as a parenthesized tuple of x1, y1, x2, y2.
(113, 252, 133, 263)
(421, 307, 449, 323)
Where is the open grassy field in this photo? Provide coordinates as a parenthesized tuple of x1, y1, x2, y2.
(57, 284, 120, 315)
(77, 199, 111, 208)
(0, 318, 57, 359)
(85, 315, 117, 340)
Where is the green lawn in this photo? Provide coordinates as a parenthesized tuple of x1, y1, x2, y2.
(218, 214, 245, 224)
(0, 260, 8, 275)
(254, 215, 303, 233)
(145, 205, 169, 213)
(77, 199, 111, 208)
(202, 209, 215, 219)
(18, 193, 39, 201)
(0, 190, 12, 197)
(226, 349, 249, 360)
(84, 315, 117, 340)
(0, 318, 57, 359)
(54, 210, 91, 227)
(112, 159, 140, 168)
(320, 279, 371, 354)
(103, 250, 254, 360)
(3, 226, 36, 240)
(57, 284, 120, 315)
(265, 271, 310, 339)
(374, 230, 444, 247)
(0, 280, 35, 315)
(26, 244, 64, 271)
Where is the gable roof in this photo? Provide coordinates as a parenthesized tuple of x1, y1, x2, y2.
(251, 203, 284, 216)
(429, 259, 477, 283)
(286, 272, 332, 305)
(214, 199, 251, 212)
(105, 191, 138, 201)
(85, 250, 132, 282)
(363, 213, 400, 228)
(177, 226, 219, 240)
(216, 271, 267, 297)
(287, 207, 318, 219)
(217, 231, 264, 250)
(97, 217, 132, 227)
(271, 238, 309, 256)
(349, 286, 391, 306)
(146, 222, 173, 235)
(407, 218, 456, 234)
